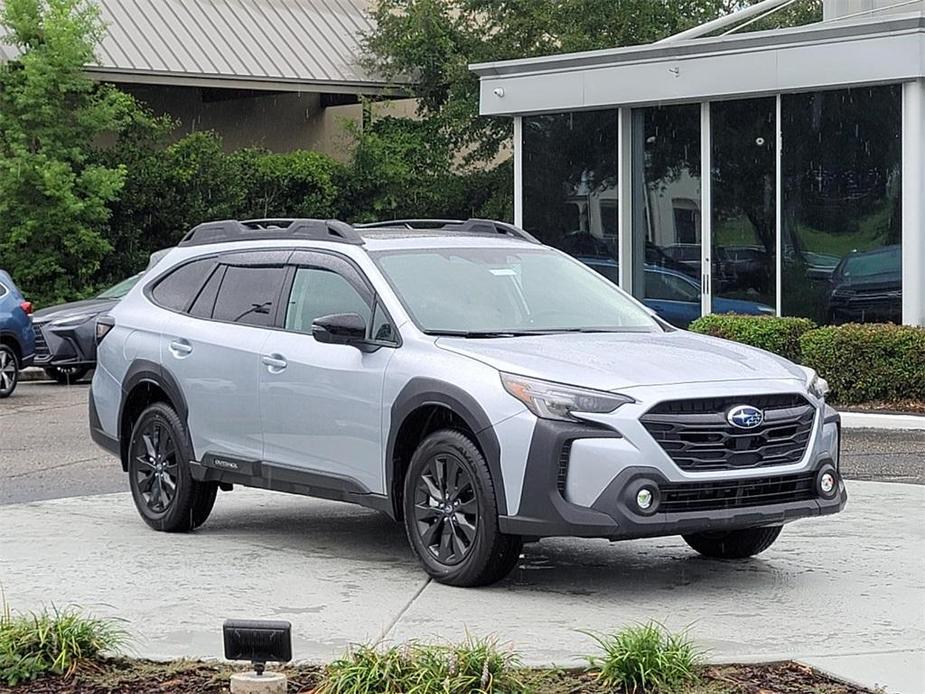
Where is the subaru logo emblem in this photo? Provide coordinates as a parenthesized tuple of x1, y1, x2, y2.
(727, 405, 764, 429)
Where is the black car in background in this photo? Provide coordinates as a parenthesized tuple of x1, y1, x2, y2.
(31, 249, 170, 384)
(32, 274, 142, 383)
(826, 245, 902, 324)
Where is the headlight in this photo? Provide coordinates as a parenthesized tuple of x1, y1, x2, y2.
(802, 367, 830, 399)
(500, 373, 634, 422)
(49, 313, 96, 328)
(757, 306, 776, 314)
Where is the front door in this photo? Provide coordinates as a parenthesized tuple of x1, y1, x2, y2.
(259, 252, 397, 495)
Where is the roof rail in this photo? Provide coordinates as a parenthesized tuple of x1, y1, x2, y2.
(357, 218, 540, 244)
(178, 218, 364, 247)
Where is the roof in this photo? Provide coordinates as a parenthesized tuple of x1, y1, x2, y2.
(0, 0, 393, 93)
(472, 11, 925, 115)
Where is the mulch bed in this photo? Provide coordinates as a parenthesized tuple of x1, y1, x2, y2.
(0, 659, 872, 693)
(845, 400, 925, 415)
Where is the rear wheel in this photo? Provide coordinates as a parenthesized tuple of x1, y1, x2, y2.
(127, 402, 216, 532)
(403, 429, 522, 587)
(45, 366, 90, 385)
(683, 526, 783, 559)
(0, 345, 18, 398)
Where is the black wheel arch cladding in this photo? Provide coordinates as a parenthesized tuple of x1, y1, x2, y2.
(119, 360, 191, 463)
(386, 378, 506, 518)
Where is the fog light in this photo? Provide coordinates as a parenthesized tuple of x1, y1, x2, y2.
(636, 488, 654, 510)
(820, 472, 836, 495)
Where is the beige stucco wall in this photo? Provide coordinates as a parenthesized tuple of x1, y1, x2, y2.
(120, 83, 419, 162)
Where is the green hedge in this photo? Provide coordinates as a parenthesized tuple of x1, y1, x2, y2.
(688, 314, 816, 363)
(690, 315, 925, 406)
(800, 323, 925, 405)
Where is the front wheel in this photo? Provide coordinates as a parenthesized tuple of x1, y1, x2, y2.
(403, 429, 522, 587)
(683, 526, 783, 559)
(127, 402, 216, 532)
(0, 345, 19, 398)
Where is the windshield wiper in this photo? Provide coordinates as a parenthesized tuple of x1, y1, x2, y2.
(426, 330, 536, 338)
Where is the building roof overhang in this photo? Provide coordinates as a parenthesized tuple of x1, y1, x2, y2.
(471, 12, 925, 115)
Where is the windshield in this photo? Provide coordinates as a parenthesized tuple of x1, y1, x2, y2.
(97, 274, 142, 299)
(372, 247, 659, 335)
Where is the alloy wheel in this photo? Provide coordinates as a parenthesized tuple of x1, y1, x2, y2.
(132, 419, 180, 514)
(0, 348, 17, 394)
(413, 453, 479, 565)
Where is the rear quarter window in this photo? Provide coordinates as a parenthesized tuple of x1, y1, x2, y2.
(150, 258, 218, 312)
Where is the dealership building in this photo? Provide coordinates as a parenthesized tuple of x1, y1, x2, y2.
(472, 0, 924, 328)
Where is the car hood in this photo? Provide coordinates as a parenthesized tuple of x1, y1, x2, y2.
(33, 298, 116, 322)
(436, 330, 805, 391)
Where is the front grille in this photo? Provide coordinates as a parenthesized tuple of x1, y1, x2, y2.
(32, 325, 50, 359)
(556, 441, 572, 495)
(641, 394, 815, 472)
(660, 472, 817, 513)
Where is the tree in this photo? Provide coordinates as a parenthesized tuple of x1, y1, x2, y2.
(364, 0, 822, 165)
(0, 0, 144, 305)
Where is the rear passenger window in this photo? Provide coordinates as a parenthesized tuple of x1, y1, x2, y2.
(151, 259, 217, 312)
(212, 265, 286, 327)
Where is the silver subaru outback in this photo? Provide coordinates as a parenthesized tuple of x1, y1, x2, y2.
(89, 218, 845, 587)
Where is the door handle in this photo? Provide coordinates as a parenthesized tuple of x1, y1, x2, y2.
(169, 339, 192, 357)
(261, 354, 288, 372)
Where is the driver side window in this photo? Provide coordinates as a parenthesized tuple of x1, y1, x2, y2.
(284, 267, 372, 335)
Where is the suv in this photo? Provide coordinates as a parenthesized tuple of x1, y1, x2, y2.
(89, 218, 846, 587)
(0, 270, 36, 398)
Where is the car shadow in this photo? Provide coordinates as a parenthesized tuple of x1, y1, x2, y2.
(198, 498, 785, 593)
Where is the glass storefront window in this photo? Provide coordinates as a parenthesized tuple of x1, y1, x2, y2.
(631, 104, 703, 328)
(522, 110, 619, 284)
(711, 97, 777, 316)
(781, 85, 902, 324)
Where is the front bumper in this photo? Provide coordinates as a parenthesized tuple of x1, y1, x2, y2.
(32, 320, 97, 368)
(498, 390, 846, 540)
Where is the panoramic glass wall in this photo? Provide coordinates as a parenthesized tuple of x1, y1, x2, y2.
(522, 110, 620, 284)
(631, 104, 703, 328)
(781, 85, 902, 324)
(711, 98, 777, 315)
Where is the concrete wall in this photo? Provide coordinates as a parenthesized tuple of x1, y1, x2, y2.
(120, 84, 418, 162)
(824, 0, 925, 20)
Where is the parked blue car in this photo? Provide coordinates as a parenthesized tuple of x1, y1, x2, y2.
(577, 256, 775, 328)
(0, 270, 36, 398)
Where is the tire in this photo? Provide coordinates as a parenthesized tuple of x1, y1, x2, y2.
(44, 366, 90, 385)
(403, 429, 522, 587)
(683, 526, 783, 559)
(126, 402, 216, 532)
(0, 344, 18, 398)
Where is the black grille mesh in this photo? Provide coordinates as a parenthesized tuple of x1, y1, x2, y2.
(660, 472, 817, 513)
(641, 394, 815, 472)
(32, 325, 49, 358)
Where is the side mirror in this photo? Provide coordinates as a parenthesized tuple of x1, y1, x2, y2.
(312, 313, 367, 346)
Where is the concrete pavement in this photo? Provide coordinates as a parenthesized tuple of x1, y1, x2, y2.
(0, 481, 922, 693)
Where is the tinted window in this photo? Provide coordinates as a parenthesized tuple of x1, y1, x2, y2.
(151, 259, 217, 312)
(213, 265, 286, 327)
(189, 266, 225, 319)
(284, 267, 371, 334)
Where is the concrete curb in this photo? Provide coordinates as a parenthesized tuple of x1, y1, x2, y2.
(20, 367, 49, 382)
(840, 411, 925, 431)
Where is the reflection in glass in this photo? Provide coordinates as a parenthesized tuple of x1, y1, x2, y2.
(711, 98, 776, 312)
(631, 104, 703, 327)
(522, 110, 619, 281)
(781, 86, 902, 324)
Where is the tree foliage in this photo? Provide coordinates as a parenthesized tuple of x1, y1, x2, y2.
(0, 0, 150, 305)
(364, 0, 822, 163)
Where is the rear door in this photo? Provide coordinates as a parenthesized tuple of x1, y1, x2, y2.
(159, 251, 290, 462)
(259, 251, 398, 495)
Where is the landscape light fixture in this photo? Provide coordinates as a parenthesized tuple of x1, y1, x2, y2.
(223, 619, 292, 676)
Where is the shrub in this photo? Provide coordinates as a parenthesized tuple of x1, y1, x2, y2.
(689, 314, 816, 363)
(319, 638, 529, 694)
(585, 622, 701, 693)
(0, 603, 126, 686)
(800, 323, 925, 406)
